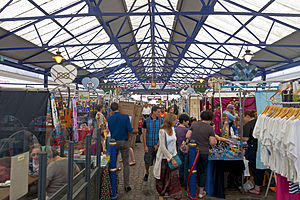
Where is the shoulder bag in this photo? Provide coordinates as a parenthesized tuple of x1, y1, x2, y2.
(164, 131, 182, 169)
(180, 139, 190, 153)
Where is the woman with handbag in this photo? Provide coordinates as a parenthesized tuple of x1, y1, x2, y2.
(154, 113, 182, 200)
(175, 114, 190, 188)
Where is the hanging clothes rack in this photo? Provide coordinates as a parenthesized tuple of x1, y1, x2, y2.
(260, 101, 300, 198)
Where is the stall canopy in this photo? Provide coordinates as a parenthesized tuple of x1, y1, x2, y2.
(0, 0, 299, 91)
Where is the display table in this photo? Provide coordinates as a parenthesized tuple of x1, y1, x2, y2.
(205, 160, 244, 198)
(205, 140, 244, 198)
(0, 176, 38, 200)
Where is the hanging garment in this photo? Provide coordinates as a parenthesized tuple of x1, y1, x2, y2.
(277, 175, 300, 200)
(73, 97, 78, 142)
(289, 182, 300, 194)
(254, 91, 282, 170)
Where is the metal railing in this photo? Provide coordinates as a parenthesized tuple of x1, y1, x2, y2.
(37, 130, 103, 200)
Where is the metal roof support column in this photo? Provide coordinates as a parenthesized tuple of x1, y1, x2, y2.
(262, 69, 266, 81)
(44, 74, 48, 88)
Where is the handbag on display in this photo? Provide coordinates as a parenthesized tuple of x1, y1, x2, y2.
(165, 132, 182, 169)
(180, 139, 190, 153)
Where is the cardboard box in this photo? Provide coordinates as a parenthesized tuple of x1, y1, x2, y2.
(118, 102, 135, 116)
(119, 102, 143, 131)
(131, 105, 143, 131)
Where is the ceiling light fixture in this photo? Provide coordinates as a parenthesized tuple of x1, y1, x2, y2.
(243, 49, 253, 63)
(103, 78, 108, 84)
(199, 78, 205, 84)
(52, 50, 64, 64)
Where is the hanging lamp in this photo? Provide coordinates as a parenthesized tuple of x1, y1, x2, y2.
(52, 50, 65, 64)
(243, 49, 254, 63)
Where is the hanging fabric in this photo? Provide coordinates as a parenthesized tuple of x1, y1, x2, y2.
(50, 93, 61, 145)
(73, 96, 78, 142)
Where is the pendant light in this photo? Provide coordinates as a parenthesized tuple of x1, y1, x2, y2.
(243, 49, 254, 63)
(52, 50, 64, 64)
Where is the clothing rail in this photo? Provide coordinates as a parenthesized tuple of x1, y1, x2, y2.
(232, 78, 300, 84)
(221, 85, 279, 89)
(267, 99, 300, 105)
(264, 101, 300, 198)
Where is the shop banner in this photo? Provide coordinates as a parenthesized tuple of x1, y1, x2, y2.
(50, 93, 61, 145)
(73, 96, 78, 142)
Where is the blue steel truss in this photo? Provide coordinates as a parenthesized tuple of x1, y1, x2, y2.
(0, 0, 300, 91)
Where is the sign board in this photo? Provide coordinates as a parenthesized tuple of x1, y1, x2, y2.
(10, 152, 29, 200)
(78, 91, 90, 101)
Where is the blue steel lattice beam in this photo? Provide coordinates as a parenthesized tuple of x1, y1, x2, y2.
(2, 11, 300, 22)
(161, 0, 217, 90)
(86, 0, 146, 88)
(2, 41, 300, 52)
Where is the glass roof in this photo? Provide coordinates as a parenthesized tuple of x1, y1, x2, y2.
(0, 0, 299, 86)
(0, 0, 125, 72)
(169, 0, 300, 84)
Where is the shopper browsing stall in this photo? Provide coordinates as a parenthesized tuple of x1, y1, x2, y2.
(29, 144, 42, 175)
(154, 114, 182, 200)
(189, 117, 197, 127)
(175, 114, 190, 188)
(45, 147, 80, 198)
(186, 111, 217, 199)
(95, 104, 107, 151)
(223, 104, 238, 128)
(242, 110, 263, 195)
(142, 106, 163, 181)
(108, 102, 133, 192)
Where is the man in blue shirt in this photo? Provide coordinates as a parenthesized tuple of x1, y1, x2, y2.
(223, 104, 238, 128)
(108, 102, 133, 192)
(142, 106, 163, 181)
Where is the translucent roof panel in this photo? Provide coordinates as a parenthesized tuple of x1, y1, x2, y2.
(125, 0, 178, 64)
(182, 0, 300, 83)
(0, 0, 121, 71)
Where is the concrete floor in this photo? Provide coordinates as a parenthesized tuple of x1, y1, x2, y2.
(116, 142, 276, 200)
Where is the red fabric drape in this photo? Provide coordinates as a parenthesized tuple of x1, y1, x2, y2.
(213, 97, 256, 111)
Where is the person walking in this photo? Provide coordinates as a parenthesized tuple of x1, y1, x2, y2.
(95, 104, 107, 152)
(186, 111, 217, 199)
(108, 102, 133, 192)
(154, 113, 182, 200)
(142, 106, 163, 181)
